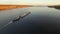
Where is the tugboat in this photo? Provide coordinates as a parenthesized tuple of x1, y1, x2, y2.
(12, 12, 31, 22)
(13, 16, 21, 22)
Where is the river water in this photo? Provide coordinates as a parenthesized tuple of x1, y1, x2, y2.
(0, 7, 60, 34)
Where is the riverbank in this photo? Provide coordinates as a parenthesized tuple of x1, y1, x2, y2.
(48, 5, 60, 9)
(0, 5, 32, 10)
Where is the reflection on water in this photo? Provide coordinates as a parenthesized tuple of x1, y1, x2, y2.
(0, 7, 60, 34)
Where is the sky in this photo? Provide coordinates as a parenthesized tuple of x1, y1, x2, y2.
(0, 0, 60, 5)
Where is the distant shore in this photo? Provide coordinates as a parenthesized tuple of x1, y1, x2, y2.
(0, 5, 32, 10)
(48, 5, 60, 9)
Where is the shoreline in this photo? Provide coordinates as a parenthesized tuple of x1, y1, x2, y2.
(0, 5, 32, 10)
